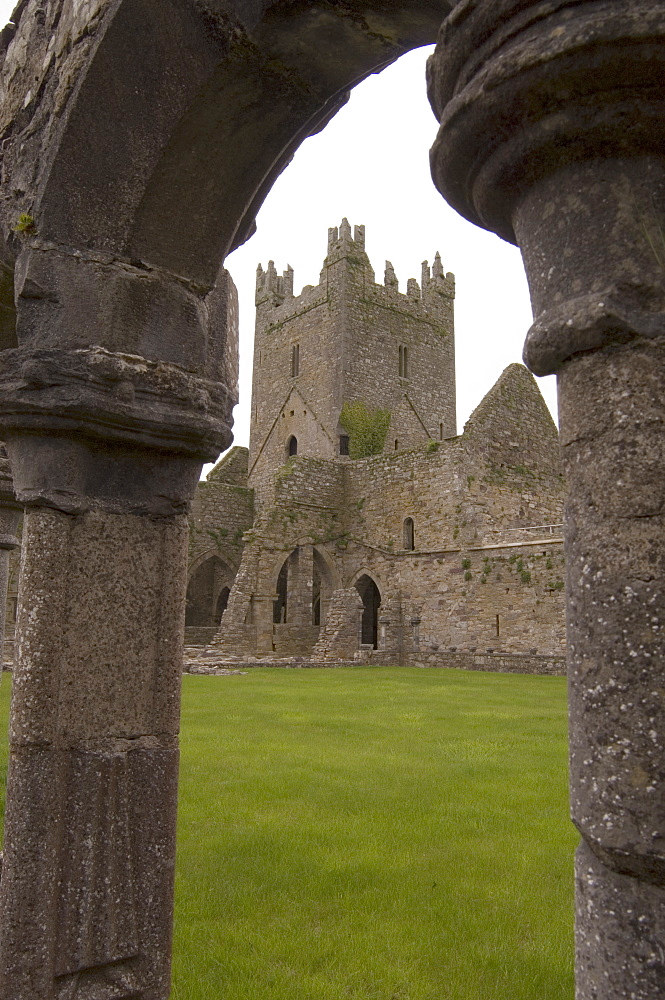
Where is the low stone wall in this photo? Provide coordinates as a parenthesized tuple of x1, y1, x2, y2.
(183, 651, 566, 675)
(410, 650, 565, 675)
(184, 626, 218, 647)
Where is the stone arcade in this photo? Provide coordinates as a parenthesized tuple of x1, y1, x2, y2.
(0, 2, 662, 998)
(186, 220, 567, 672)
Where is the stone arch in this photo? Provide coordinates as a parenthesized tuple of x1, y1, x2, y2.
(286, 434, 298, 457)
(21, 2, 452, 292)
(188, 546, 240, 579)
(403, 516, 415, 551)
(185, 554, 235, 627)
(312, 544, 342, 591)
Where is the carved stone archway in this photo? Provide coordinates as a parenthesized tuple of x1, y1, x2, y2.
(0, 1, 663, 998)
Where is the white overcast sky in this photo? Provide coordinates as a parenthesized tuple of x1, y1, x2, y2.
(0, 2, 556, 456)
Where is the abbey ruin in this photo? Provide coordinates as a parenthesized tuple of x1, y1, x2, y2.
(186, 220, 567, 672)
(0, 1, 662, 997)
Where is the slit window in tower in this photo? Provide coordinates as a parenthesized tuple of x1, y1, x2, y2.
(291, 343, 300, 377)
(440, 422, 444, 440)
(403, 517, 415, 551)
(399, 344, 409, 379)
(339, 435, 350, 456)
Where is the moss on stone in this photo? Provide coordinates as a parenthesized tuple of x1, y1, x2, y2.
(340, 400, 391, 459)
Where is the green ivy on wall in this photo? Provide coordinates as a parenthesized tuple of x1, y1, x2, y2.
(340, 400, 391, 459)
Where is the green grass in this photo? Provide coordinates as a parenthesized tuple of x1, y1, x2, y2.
(173, 668, 575, 1000)
(0, 668, 575, 999)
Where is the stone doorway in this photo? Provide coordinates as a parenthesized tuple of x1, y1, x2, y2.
(355, 575, 381, 649)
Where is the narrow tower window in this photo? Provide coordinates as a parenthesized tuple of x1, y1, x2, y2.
(403, 517, 415, 551)
(399, 345, 409, 378)
(291, 343, 300, 377)
(287, 435, 298, 457)
(439, 422, 444, 440)
(339, 435, 350, 456)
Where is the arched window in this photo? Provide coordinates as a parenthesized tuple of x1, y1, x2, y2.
(287, 435, 297, 457)
(403, 517, 415, 551)
(398, 344, 409, 378)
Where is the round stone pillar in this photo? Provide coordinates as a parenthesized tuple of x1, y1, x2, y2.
(428, 3, 665, 997)
(0, 248, 237, 999)
(0, 447, 20, 667)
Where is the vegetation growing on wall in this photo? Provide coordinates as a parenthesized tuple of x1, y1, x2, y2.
(340, 401, 391, 459)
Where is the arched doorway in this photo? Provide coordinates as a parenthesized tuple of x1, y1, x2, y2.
(186, 556, 234, 627)
(355, 574, 381, 649)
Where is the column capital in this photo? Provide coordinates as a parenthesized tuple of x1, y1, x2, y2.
(428, 0, 665, 374)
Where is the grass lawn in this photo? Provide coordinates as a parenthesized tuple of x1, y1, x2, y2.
(173, 667, 575, 1000)
(0, 666, 575, 1000)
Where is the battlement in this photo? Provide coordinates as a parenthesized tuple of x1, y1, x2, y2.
(256, 220, 455, 328)
(255, 260, 294, 306)
(327, 217, 365, 252)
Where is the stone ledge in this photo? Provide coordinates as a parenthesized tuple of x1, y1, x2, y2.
(183, 652, 566, 676)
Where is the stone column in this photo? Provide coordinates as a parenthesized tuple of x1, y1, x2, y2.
(0, 248, 237, 998)
(0, 447, 20, 666)
(377, 597, 403, 661)
(253, 595, 278, 655)
(428, 3, 665, 997)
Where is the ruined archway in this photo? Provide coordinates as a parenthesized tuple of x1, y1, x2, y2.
(355, 573, 381, 649)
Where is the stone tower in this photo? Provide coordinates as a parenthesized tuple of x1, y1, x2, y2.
(248, 218, 456, 503)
